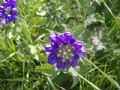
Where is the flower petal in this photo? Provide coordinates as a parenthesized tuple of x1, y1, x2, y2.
(73, 41, 83, 49)
(56, 59, 68, 69)
(10, 8, 17, 14)
(51, 42, 59, 48)
(73, 54, 80, 60)
(45, 45, 53, 52)
(64, 32, 75, 44)
(70, 59, 78, 68)
(2, 1, 8, 7)
(56, 34, 63, 43)
(79, 47, 86, 56)
(48, 53, 57, 64)
(93, 45, 98, 49)
(49, 34, 57, 42)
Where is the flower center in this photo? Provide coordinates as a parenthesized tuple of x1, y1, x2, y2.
(92, 37, 99, 45)
(5, 7, 11, 14)
(57, 44, 74, 61)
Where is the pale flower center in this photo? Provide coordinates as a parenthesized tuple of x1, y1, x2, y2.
(92, 37, 99, 45)
(57, 44, 73, 61)
(5, 7, 11, 14)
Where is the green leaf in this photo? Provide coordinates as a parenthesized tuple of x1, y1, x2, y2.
(35, 64, 54, 76)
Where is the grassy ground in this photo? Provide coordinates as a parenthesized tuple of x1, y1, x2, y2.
(0, 0, 120, 90)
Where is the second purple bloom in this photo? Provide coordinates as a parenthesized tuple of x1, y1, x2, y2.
(0, 0, 18, 27)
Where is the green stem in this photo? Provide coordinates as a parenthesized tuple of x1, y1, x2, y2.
(71, 69, 101, 90)
(47, 76, 57, 90)
(83, 57, 120, 90)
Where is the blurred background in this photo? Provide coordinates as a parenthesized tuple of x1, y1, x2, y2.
(0, 0, 120, 90)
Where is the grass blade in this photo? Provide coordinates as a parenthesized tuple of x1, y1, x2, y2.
(83, 57, 120, 90)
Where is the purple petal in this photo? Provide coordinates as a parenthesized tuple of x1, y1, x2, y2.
(51, 42, 59, 49)
(10, 8, 17, 14)
(79, 47, 86, 56)
(56, 59, 68, 69)
(48, 53, 57, 64)
(70, 37, 75, 43)
(49, 34, 57, 42)
(11, 15, 18, 20)
(2, 1, 8, 7)
(70, 59, 78, 68)
(64, 32, 72, 37)
(73, 54, 80, 60)
(64, 32, 75, 44)
(73, 41, 86, 56)
(93, 45, 98, 49)
(0, 20, 6, 27)
(73, 41, 83, 49)
(45, 45, 53, 52)
(56, 34, 63, 43)
(0, 6, 4, 13)
(70, 54, 80, 68)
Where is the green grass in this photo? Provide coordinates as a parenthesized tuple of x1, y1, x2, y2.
(0, 0, 120, 90)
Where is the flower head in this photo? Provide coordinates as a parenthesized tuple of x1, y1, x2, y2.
(0, 0, 18, 27)
(90, 35, 105, 50)
(90, 35, 100, 49)
(45, 32, 86, 69)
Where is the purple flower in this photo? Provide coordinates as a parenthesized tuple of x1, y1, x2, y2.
(45, 32, 86, 69)
(0, 0, 18, 27)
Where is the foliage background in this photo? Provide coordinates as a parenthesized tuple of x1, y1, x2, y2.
(0, 0, 120, 90)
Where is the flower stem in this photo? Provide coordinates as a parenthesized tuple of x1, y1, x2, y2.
(83, 57, 120, 90)
(71, 69, 101, 90)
